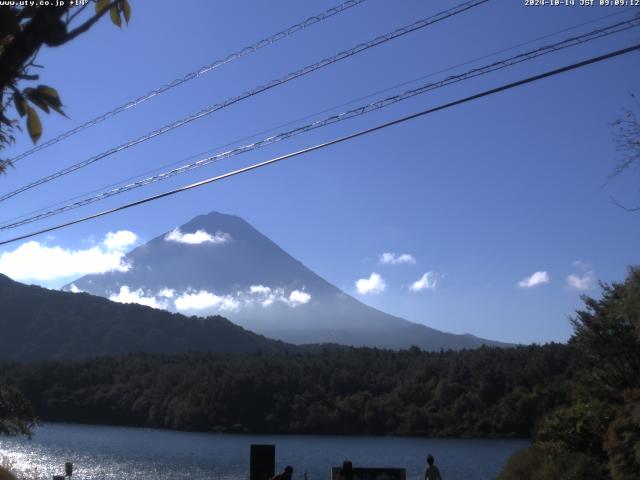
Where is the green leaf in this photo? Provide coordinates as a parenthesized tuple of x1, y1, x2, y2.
(36, 85, 61, 106)
(26, 107, 42, 144)
(34, 101, 50, 113)
(110, 6, 122, 27)
(23, 88, 50, 113)
(14, 92, 27, 117)
(122, 0, 132, 24)
(34, 85, 66, 116)
(42, 100, 66, 117)
(95, 0, 109, 13)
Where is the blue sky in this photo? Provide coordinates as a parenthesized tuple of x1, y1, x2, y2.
(0, 0, 639, 344)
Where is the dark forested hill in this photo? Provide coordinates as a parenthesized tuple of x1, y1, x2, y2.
(0, 344, 570, 437)
(0, 274, 292, 361)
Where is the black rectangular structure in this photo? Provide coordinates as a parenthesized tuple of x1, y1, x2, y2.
(250, 444, 275, 480)
(331, 467, 406, 480)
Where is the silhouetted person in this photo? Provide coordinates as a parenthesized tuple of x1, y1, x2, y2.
(340, 460, 354, 480)
(271, 466, 293, 480)
(424, 455, 442, 480)
(0, 466, 18, 480)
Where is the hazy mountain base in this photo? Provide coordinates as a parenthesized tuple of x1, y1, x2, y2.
(66, 211, 509, 350)
(0, 272, 495, 362)
(0, 344, 569, 437)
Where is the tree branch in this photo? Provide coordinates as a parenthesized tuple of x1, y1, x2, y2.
(0, 2, 119, 89)
(63, 0, 121, 44)
(0, 7, 67, 89)
(67, 2, 91, 25)
(611, 196, 640, 212)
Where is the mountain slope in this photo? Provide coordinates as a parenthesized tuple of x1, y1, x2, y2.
(66, 211, 509, 350)
(0, 273, 292, 362)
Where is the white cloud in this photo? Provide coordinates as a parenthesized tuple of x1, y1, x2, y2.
(518, 271, 550, 288)
(68, 284, 83, 293)
(165, 228, 231, 245)
(109, 286, 167, 309)
(103, 230, 137, 251)
(0, 233, 134, 282)
(572, 260, 590, 270)
(567, 272, 595, 291)
(248, 285, 277, 307)
(261, 295, 277, 307)
(379, 252, 416, 265)
(249, 285, 272, 295)
(247, 285, 311, 308)
(410, 272, 438, 292)
(104, 282, 313, 314)
(222, 297, 241, 311)
(158, 288, 175, 298)
(287, 290, 311, 306)
(356, 273, 386, 295)
(174, 290, 239, 312)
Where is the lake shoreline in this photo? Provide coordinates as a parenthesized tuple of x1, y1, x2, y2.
(1, 422, 529, 480)
(31, 419, 531, 441)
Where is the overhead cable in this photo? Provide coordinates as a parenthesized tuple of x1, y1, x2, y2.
(0, 0, 489, 203)
(5, 3, 631, 229)
(6, 0, 369, 165)
(1, 42, 637, 246)
(2, 16, 637, 230)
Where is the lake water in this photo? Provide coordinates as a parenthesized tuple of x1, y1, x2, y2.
(0, 423, 527, 480)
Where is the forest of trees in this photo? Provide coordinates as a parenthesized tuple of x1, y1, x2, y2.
(499, 267, 640, 480)
(0, 343, 570, 438)
(1, 268, 638, 479)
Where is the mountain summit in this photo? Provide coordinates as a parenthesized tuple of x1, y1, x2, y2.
(65, 211, 508, 350)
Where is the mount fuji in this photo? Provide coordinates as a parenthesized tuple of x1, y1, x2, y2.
(64, 211, 508, 350)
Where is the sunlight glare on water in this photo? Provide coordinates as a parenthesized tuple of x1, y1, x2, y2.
(0, 423, 527, 480)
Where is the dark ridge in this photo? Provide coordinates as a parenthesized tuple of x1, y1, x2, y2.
(0, 274, 294, 362)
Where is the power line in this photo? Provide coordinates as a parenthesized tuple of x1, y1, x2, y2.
(6, 0, 369, 165)
(0, 0, 489, 203)
(1, 42, 637, 247)
(3, 6, 633, 229)
(2, 16, 637, 230)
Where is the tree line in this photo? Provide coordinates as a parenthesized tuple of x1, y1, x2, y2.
(0, 342, 570, 438)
